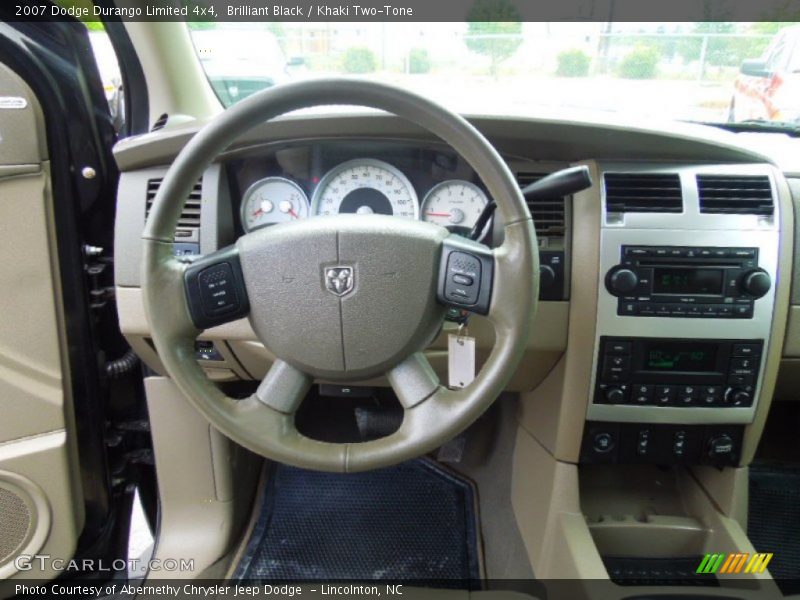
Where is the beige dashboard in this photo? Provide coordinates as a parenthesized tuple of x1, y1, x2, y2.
(113, 112, 798, 466)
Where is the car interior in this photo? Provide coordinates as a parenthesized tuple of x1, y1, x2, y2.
(2, 12, 800, 600)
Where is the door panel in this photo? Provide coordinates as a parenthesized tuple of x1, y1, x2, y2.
(0, 62, 82, 579)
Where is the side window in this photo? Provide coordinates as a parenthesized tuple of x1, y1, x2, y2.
(87, 29, 125, 133)
(765, 33, 789, 72)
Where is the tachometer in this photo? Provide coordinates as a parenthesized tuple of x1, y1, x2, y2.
(311, 159, 418, 219)
(241, 177, 309, 232)
(421, 180, 488, 233)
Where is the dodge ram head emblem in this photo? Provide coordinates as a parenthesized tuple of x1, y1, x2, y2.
(324, 266, 354, 297)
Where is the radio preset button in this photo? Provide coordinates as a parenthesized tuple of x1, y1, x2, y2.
(619, 302, 639, 316)
(732, 304, 754, 318)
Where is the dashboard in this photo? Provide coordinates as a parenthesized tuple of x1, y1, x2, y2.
(111, 112, 799, 468)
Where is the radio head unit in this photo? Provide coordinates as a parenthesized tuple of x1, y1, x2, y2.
(605, 246, 771, 318)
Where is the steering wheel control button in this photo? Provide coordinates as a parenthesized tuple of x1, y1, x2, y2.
(445, 252, 481, 305)
(438, 238, 494, 315)
(184, 249, 250, 329)
(198, 263, 238, 315)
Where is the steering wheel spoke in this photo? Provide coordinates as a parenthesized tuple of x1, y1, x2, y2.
(436, 233, 494, 316)
(387, 352, 441, 409)
(183, 245, 250, 329)
(254, 359, 312, 414)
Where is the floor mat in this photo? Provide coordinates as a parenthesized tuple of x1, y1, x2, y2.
(748, 463, 800, 594)
(234, 459, 481, 586)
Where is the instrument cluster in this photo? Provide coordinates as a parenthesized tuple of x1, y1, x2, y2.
(239, 156, 489, 237)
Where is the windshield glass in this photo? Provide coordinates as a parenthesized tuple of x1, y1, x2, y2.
(189, 22, 799, 127)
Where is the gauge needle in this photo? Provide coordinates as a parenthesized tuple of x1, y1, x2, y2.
(252, 209, 264, 217)
(288, 208, 299, 219)
(425, 212, 451, 217)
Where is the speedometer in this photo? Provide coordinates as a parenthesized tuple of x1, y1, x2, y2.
(421, 180, 488, 232)
(311, 159, 418, 219)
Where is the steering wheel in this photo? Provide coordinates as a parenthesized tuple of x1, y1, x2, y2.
(142, 79, 538, 472)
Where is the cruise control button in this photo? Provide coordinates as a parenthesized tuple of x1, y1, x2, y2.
(198, 263, 239, 316)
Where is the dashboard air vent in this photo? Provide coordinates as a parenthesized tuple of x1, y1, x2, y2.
(516, 172, 566, 237)
(604, 172, 682, 214)
(697, 175, 773, 215)
(145, 178, 203, 230)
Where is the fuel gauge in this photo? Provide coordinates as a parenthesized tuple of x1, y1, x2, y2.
(241, 177, 309, 232)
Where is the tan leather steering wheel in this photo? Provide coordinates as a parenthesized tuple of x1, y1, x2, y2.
(142, 79, 538, 472)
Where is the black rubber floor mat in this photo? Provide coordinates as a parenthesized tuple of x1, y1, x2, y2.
(749, 463, 800, 594)
(235, 459, 481, 586)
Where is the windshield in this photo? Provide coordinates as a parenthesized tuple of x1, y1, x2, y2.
(189, 22, 800, 127)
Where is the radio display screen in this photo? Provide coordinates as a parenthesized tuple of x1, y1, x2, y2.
(652, 267, 724, 296)
(642, 342, 717, 372)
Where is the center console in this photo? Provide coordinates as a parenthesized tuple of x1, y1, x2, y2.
(582, 164, 780, 466)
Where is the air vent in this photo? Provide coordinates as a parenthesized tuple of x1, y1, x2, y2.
(145, 178, 202, 230)
(151, 113, 169, 131)
(604, 172, 683, 213)
(516, 172, 566, 237)
(697, 175, 773, 215)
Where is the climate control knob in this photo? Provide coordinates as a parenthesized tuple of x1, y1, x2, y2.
(741, 269, 771, 298)
(724, 387, 751, 407)
(606, 268, 639, 296)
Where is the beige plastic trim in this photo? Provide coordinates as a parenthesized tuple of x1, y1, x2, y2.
(122, 22, 220, 129)
(0, 470, 51, 579)
(143, 377, 259, 579)
(740, 166, 793, 464)
(518, 160, 601, 462)
(0, 431, 81, 582)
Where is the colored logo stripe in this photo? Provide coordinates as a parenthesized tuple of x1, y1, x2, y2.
(697, 553, 773, 574)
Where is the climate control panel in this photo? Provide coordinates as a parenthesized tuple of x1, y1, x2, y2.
(594, 337, 763, 409)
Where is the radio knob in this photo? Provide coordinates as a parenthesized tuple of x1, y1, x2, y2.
(607, 268, 639, 296)
(724, 387, 751, 407)
(605, 387, 625, 403)
(741, 269, 771, 298)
